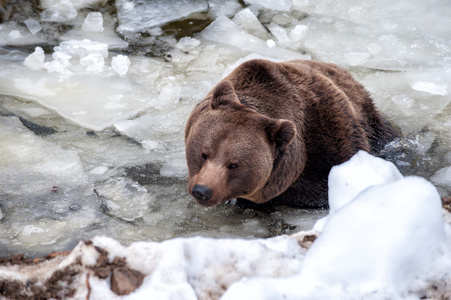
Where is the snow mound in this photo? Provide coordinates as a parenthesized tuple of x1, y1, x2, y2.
(328, 150, 403, 212)
(298, 177, 446, 298)
(223, 152, 451, 299)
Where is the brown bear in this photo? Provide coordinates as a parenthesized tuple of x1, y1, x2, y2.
(185, 59, 396, 209)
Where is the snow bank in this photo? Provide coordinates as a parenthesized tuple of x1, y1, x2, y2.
(327, 151, 404, 212)
(0, 152, 450, 299)
(223, 152, 451, 299)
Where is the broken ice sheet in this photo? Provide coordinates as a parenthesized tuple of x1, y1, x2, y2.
(245, 0, 292, 11)
(116, 0, 208, 34)
(1, 42, 166, 131)
(61, 13, 129, 50)
(344, 52, 371, 66)
(201, 15, 309, 61)
(0, 116, 99, 250)
(431, 166, 451, 187)
(16, 220, 68, 246)
(232, 8, 271, 40)
(114, 104, 190, 177)
(293, 0, 451, 69)
(40, 0, 104, 22)
(0, 21, 44, 46)
(0, 116, 89, 196)
(207, 0, 242, 19)
(95, 177, 153, 222)
(411, 81, 448, 96)
(0, 61, 158, 131)
(361, 67, 451, 135)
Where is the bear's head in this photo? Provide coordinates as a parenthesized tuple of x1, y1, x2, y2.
(185, 80, 296, 207)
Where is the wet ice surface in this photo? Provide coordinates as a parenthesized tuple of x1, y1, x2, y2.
(0, 0, 450, 257)
(1, 152, 449, 299)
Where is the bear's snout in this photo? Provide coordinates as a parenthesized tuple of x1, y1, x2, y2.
(191, 184, 213, 205)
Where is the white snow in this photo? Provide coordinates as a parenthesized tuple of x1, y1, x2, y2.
(40, 0, 104, 22)
(111, 55, 131, 76)
(222, 154, 451, 299)
(61, 12, 129, 49)
(40, 0, 78, 22)
(327, 151, 403, 213)
(57, 39, 109, 59)
(80, 52, 105, 74)
(8, 29, 22, 40)
(23, 46, 45, 71)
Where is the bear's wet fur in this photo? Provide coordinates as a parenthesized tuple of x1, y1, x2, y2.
(185, 59, 397, 209)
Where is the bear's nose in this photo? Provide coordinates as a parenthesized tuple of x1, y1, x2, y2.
(191, 184, 212, 204)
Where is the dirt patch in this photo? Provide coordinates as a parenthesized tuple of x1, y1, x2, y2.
(0, 262, 80, 299)
(442, 197, 451, 213)
(0, 251, 71, 266)
(0, 241, 145, 298)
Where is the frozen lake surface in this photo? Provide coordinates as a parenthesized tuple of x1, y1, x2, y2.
(0, 0, 450, 262)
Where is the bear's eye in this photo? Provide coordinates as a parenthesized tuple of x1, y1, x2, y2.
(201, 153, 208, 160)
(228, 163, 239, 170)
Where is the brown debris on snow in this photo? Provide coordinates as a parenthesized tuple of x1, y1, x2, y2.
(0, 240, 145, 298)
(442, 197, 451, 213)
(111, 266, 145, 295)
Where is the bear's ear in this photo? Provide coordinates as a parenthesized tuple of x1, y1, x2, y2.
(267, 119, 296, 152)
(211, 80, 241, 109)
